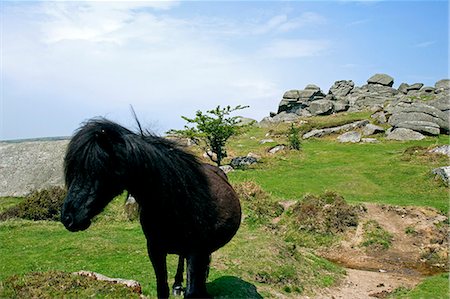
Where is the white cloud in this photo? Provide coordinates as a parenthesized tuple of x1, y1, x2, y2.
(2, 1, 331, 138)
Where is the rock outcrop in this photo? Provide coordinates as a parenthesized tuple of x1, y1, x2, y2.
(262, 74, 449, 138)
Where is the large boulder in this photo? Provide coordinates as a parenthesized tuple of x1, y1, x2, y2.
(395, 121, 440, 136)
(308, 100, 334, 115)
(329, 80, 355, 99)
(386, 128, 425, 141)
(367, 73, 394, 87)
(388, 102, 449, 133)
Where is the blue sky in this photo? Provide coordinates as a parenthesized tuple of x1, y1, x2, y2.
(1, 0, 448, 140)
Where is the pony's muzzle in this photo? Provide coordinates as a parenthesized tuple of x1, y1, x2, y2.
(61, 213, 74, 230)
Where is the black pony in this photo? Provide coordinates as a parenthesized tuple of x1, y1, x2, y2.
(61, 118, 241, 298)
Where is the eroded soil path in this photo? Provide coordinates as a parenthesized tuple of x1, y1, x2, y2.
(312, 203, 448, 298)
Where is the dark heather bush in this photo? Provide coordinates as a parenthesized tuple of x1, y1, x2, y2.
(0, 186, 66, 221)
(233, 181, 283, 225)
(290, 191, 361, 234)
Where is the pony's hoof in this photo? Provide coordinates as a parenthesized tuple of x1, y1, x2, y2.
(172, 286, 184, 296)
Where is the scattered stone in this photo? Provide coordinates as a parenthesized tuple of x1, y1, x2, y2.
(230, 156, 258, 169)
(428, 145, 450, 157)
(362, 124, 385, 136)
(432, 166, 450, 185)
(386, 128, 425, 141)
(73, 271, 142, 294)
(259, 139, 274, 144)
(367, 73, 394, 87)
(219, 165, 234, 174)
(268, 144, 285, 154)
(337, 131, 362, 143)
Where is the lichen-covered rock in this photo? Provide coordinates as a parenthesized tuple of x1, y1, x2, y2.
(362, 124, 385, 136)
(337, 131, 361, 143)
(432, 166, 450, 185)
(386, 128, 425, 141)
(367, 73, 394, 87)
(395, 121, 440, 136)
(308, 99, 334, 115)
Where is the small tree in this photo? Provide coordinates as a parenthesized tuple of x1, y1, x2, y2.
(168, 105, 251, 166)
(287, 123, 301, 150)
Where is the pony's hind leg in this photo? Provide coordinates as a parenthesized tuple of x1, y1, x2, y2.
(185, 253, 211, 299)
(172, 255, 185, 296)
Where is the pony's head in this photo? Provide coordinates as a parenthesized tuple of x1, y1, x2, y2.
(61, 119, 131, 232)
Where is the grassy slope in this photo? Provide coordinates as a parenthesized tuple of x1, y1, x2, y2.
(228, 128, 449, 213)
(1, 113, 449, 297)
(0, 196, 342, 298)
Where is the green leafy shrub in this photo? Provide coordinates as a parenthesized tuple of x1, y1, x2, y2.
(287, 124, 301, 150)
(0, 187, 66, 221)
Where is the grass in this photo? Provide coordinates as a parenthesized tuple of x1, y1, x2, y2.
(0, 194, 344, 298)
(0, 196, 23, 213)
(228, 128, 449, 213)
(0, 112, 449, 298)
(361, 220, 393, 250)
(0, 271, 141, 298)
(389, 273, 449, 299)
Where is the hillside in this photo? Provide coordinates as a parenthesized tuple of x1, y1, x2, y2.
(0, 111, 448, 298)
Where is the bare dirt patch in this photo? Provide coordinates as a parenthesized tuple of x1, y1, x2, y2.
(315, 203, 448, 298)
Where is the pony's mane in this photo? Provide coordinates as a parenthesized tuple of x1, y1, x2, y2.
(65, 118, 213, 225)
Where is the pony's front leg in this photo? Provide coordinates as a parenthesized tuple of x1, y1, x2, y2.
(185, 253, 211, 299)
(147, 243, 169, 299)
